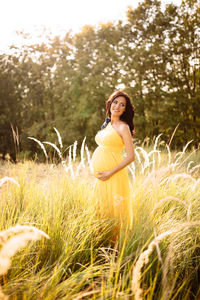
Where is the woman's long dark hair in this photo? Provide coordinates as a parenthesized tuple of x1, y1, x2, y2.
(101, 91, 135, 136)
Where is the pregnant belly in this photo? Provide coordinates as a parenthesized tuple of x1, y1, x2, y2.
(91, 146, 122, 178)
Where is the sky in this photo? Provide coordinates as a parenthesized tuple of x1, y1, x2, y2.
(0, 0, 182, 51)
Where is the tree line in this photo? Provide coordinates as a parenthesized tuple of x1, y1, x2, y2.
(0, 0, 199, 161)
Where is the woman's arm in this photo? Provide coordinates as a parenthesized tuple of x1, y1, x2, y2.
(97, 124, 135, 181)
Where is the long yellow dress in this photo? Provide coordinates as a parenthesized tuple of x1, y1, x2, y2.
(91, 122, 132, 228)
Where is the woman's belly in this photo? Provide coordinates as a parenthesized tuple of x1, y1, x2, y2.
(91, 146, 122, 178)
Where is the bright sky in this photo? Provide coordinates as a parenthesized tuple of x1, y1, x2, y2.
(0, 0, 182, 51)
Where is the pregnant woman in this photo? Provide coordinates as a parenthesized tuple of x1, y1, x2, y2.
(91, 90, 135, 230)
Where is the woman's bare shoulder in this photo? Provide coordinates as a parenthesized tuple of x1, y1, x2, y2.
(115, 122, 129, 138)
(118, 122, 129, 131)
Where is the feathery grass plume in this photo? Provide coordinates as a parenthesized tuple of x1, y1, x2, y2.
(152, 196, 187, 215)
(85, 145, 93, 174)
(10, 124, 19, 148)
(182, 140, 194, 154)
(153, 133, 162, 151)
(141, 136, 150, 148)
(161, 172, 197, 188)
(28, 137, 48, 159)
(132, 228, 179, 300)
(61, 160, 74, 179)
(0, 177, 20, 188)
(62, 147, 75, 178)
(0, 225, 49, 298)
(130, 161, 136, 174)
(43, 142, 62, 159)
(170, 173, 196, 184)
(75, 137, 87, 176)
(174, 140, 193, 165)
(189, 164, 200, 174)
(186, 201, 192, 221)
(132, 222, 200, 300)
(192, 178, 200, 191)
(134, 148, 142, 165)
(128, 165, 135, 180)
(166, 144, 171, 166)
(167, 123, 180, 147)
(73, 141, 78, 162)
(174, 151, 182, 163)
(0, 225, 49, 242)
(179, 148, 199, 170)
(53, 127, 63, 149)
(68, 145, 72, 166)
(80, 137, 86, 167)
(61, 160, 68, 173)
(187, 161, 194, 173)
(68, 145, 75, 179)
(161, 240, 176, 300)
(153, 229, 163, 263)
(0, 233, 45, 275)
(0, 226, 49, 269)
(134, 148, 144, 173)
(75, 163, 82, 177)
(143, 166, 169, 189)
(10, 124, 20, 161)
(135, 147, 149, 172)
(148, 150, 161, 167)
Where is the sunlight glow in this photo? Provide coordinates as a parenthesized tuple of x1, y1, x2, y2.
(0, 0, 182, 50)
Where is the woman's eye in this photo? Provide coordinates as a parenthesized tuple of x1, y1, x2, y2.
(112, 100, 125, 107)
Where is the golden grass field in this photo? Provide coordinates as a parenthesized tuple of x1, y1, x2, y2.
(0, 136, 200, 299)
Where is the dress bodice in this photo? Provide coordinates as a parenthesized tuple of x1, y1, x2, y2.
(95, 123, 124, 152)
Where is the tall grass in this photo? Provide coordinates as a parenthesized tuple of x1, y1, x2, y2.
(0, 134, 200, 299)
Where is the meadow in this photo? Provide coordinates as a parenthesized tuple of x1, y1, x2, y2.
(0, 135, 200, 299)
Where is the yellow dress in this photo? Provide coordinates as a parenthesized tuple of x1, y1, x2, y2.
(91, 122, 132, 228)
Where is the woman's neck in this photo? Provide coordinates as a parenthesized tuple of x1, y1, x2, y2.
(111, 116, 120, 124)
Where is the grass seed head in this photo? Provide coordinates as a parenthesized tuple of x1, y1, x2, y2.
(0, 177, 20, 188)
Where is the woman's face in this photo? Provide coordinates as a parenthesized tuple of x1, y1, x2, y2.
(110, 96, 126, 117)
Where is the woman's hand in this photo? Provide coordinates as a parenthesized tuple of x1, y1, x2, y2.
(96, 170, 113, 181)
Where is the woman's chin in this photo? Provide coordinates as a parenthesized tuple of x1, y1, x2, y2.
(111, 112, 121, 117)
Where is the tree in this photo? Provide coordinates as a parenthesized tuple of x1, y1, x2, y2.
(0, 54, 23, 161)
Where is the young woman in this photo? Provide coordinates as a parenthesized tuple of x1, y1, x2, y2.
(91, 90, 135, 229)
